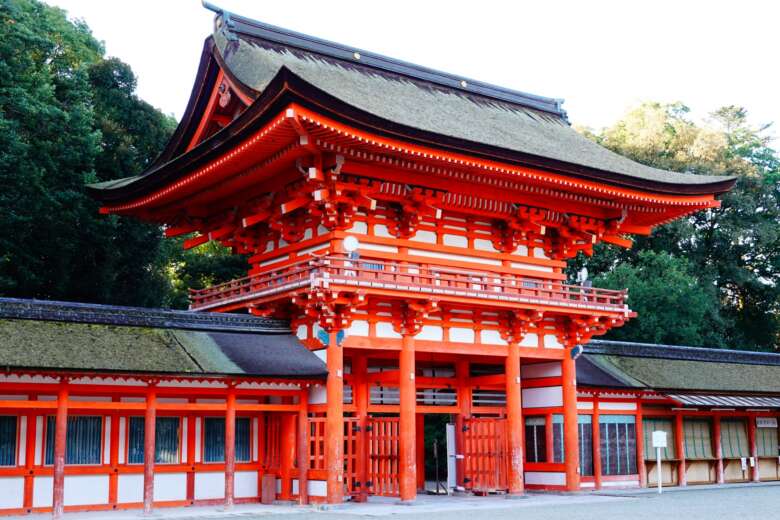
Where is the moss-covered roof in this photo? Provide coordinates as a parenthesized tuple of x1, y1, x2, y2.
(0, 298, 327, 378)
(580, 340, 780, 394)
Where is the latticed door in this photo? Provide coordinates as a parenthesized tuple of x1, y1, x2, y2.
(367, 417, 400, 496)
(463, 417, 508, 493)
(344, 417, 360, 495)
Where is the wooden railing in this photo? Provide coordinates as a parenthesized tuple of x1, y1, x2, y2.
(189, 255, 628, 312)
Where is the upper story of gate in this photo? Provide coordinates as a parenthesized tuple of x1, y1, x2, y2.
(87, 5, 735, 336)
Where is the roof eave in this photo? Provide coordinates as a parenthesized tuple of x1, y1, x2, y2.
(88, 68, 737, 207)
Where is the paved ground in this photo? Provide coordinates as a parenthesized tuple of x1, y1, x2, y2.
(13, 483, 780, 520)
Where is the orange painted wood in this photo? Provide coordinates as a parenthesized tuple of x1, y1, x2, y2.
(52, 386, 68, 520)
(713, 416, 724, 484)
(462, 417, 508, 493)
(674, 413, 687, 486)
(224, 389, 236, 508)
(592, 399, 602, 490)
(297, 391, 309, 505)
(367, 417, 400, 497)
(143, 390, 157, 514)
(325, 330, 344, 503)
(635, 402, 646, 488)
(561, 356, 580, 491)
(505, 342, 524, 495)
(398, 334, 417, 502)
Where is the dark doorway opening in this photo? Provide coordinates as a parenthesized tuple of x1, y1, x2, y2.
(424, 414, 450, 493)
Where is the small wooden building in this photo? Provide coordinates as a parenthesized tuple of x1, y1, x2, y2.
(577, 340, 780, 489)
(0, 298, 326, 516)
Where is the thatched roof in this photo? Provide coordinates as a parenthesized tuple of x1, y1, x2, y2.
(0, 298, 326, 378)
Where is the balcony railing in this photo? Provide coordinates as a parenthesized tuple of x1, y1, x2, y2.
(189, 255, 629, 314)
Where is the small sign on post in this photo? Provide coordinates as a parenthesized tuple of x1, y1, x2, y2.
(652, 431, 667, 494)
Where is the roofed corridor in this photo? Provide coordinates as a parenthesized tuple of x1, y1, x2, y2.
(189, 255, 629, 314)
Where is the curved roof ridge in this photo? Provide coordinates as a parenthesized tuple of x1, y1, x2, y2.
(203, 2, 566, 118)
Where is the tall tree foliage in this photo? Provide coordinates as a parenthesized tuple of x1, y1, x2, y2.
(576, 103, 780, 350)
(0, 0, 176, 305)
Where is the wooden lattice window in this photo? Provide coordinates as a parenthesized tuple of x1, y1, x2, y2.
(643, 418, 676, 460)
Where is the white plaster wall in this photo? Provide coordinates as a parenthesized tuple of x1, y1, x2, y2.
(374, 224, 392, 238)
(181, 417, 188, 462)
(34, 416, 43, 465)
(154, 473, 187, 502)
(510, 262, 553, 273)
(33, 476, 53, 507)
(346, 320, 369, 337)
(103, 416, 111, 464)
(577, 402, 595, 410)
(0, 477, 24, 508)
(194, 472, 225, 500)
(473, 239, 498, 252)
(18, 416, 26, 466)
(522, 386, 563, 408)
(410, 230, 437, 244)
(416, 325, 443, 341)
(544, 334, 563, 349)
(348, 221, 368, 234)
(376, 322, 402, 339)
(306, 480, 327, 497)
(524, 472, 566, 486)
(296, 324, 308, 340)
(64, 475, 109, 506)
(442, 234, 467, 248)
(117, 474, 143, 504)
(521, 361, 561, 379)
(599, 402, 637, 411)
(194, 418, 202, 463)
(520, 333, 539, 347)
(408, 248, 501, 266)
(235, 471, 258, 498)
(480, 330, 507, 345)
(449, 327, 475, 343)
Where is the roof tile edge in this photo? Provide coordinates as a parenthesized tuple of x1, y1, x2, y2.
(0, 297, 289, 334)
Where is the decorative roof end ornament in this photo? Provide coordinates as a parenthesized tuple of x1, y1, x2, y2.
(202, 0, 238, 42)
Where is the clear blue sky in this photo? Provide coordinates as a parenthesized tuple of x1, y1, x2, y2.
(47, 0, 779, 139)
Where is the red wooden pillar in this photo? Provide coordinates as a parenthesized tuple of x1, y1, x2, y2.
(454, 359, 470, 488)
(52, 385, 68, 520)
(561, 355, 580, 491)
(186, 409, 196, 504)
(325, 329, 344, 504)
(298, 389, 309, 505)
(108, 404, 120, 507)
(224, 386, 236, 508)
(635, 402, 646, 488)
(748, 415, 759, 483)
(592, 397, 602, 490)
(143, 389, 157, 515)
(280, 409, 297, 499)
(713, 415, 724, 484)
(505, 341, 524, 495)
(415, 414, 425, 491)
(23, 410, 37, 512)
(398, 333, 417, 502)
(353, 355, 369, 502)
(674, 413, 687, 486)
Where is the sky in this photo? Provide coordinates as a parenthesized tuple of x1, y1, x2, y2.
(46, 0, 779, 138)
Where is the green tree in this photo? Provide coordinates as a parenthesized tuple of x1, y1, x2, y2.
(0, 0, 175, 306)
(594, 251, 726, 346)
(576, 102, 780, 350)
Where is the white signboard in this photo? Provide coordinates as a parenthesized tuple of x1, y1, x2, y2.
(652, 430, 668, 448)
(756, 417, 778, 428)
